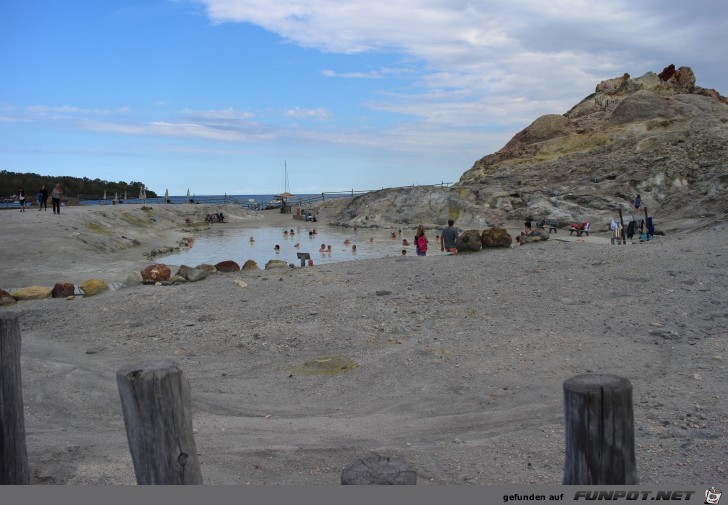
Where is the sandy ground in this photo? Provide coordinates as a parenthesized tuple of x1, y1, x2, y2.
(0, 204, 726, 485)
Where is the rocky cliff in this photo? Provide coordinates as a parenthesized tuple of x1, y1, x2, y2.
(316, 65, 728, 229)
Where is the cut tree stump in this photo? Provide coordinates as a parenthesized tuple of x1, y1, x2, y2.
(116, 360, 202, 485)
(0, 313, 30, 485)
(562, 373, 638, 484)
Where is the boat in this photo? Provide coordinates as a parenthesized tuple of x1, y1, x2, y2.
(264, 162, 295, 210)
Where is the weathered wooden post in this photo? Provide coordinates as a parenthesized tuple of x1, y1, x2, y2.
(116, 360, 203, 484)
(0, 313, 30, 484)
(563, 374, 638, 484)
(341, 455, 416, 485)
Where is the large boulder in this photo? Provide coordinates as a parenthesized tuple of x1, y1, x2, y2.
(141, 264, 171, 284)
(214, 260, 240, 273)
(196, 263, 217, 272)
(125, 271, 143, 286)
(455, 230, 483, 252)
(186, 268, 212, 282)
(265, 259, 288, 270)
(52, 283, 75, 298)
(482, 228, 512, 248)
(80, 279, 109, 297)
(176, 265, 192, 278)
(10, 286, 52, 300)
(175, 265, 211, 282)
(242, 259, 259, 271)
(520, 231, 550, 244)
(0, 289, 17, 306)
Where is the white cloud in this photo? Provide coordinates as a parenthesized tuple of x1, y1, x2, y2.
(198, 0, 727, 125)
(284, 107, 332, 120)
(81, 119, 275, 142)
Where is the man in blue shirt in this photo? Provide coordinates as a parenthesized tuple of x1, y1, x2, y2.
(440, 219, 459, 254)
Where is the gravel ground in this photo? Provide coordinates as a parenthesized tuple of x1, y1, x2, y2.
(1, 205, 726, 485)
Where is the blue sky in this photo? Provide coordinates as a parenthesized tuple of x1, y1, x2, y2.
(1, 0, 726, 196)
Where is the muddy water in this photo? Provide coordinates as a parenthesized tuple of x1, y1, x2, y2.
(163, 223, 442, 267)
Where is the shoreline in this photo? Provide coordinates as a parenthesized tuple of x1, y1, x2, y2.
(1, 201, 629, 291)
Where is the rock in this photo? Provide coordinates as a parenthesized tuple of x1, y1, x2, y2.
(455, 230, 482, 252)
(674, 66, 696, 90)
(10, 286, 52, 300)
(596, 73, 630, 94)
(520, 231, 550, 244)
(52, 283, 75, 298)
(125, 271, 143, 286)
(482, 227, 512, 248)
(196, 263, 217, 272)
(242, 259, 259, 271)
(376, 290, 392, 296)
(315, 66, 728, 230)
(658, 64, 676, 81)
(265, 260, 288, 270)
(168, 275, 187, 283)
(176, 265, 192, 278)
(79, 279, 109, 297)
(141, 264, 171, 284)
(0, 288, 17, 305)
(233, 279, 248, 288)
(186, 268, 212, 282)
(214, 260, 240, 273)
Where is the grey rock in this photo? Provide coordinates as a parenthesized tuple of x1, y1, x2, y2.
(125, 271, 143, 287)
(455, 230, 482, 252)
(186, 268, 212, 282)
(313, 66, 728, 229)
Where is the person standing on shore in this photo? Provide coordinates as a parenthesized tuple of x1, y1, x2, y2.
(39, 185, 48, 211)
(415, 225, 428, 257)
(17, 188, 26, 212)
(440, 219, 458, 254)
(633, 194, 641, 214)
(51, 183, 62, 214)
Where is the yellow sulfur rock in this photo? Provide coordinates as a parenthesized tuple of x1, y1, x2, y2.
(79, 278, 109, 297)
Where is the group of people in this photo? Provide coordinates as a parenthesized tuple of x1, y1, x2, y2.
(262, 221, 462, 260)
(409, 220, 459, 257)
(16, 184, 63, 214)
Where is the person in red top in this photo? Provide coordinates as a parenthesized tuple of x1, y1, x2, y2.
(414, 225, 428, 257)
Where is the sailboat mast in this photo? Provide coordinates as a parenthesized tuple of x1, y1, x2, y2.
(284, 160, 289, 194)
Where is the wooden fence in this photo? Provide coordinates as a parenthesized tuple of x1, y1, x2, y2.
(1, 313, 636, 485)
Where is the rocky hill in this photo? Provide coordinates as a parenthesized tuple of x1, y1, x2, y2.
(315, 65, 728, 230)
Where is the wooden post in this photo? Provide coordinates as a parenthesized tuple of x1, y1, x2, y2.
(341, 455, 416, 485)
(116, 360, 203, 485)
(0, 313, 30, 485)
(562, 374, 638, 485)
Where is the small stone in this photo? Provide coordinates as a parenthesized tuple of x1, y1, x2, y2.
(376, 290, 392, 296)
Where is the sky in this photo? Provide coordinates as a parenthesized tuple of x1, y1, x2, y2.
(1, 0, 726, 196)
